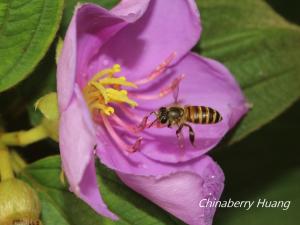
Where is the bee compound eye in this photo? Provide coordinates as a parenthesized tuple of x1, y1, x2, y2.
(160, 116, 168, 124)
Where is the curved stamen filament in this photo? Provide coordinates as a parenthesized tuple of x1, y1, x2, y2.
(81, 58, 186, 154)
(101, 114, 142, 153)
(110, 114, 140, 134)
(129, 74, 185, 100)
(134, 52, 176, 85)
(118, 105, 145, 123)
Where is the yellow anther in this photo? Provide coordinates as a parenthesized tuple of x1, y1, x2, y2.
(99, 77, 137, 88)
(92, 64, 121, 81)
(90, 81, 109, 104)
(106, 88, 127, 97)
(112, 64, 121, 73)
(120, 90, 128, 95)
(83, 65, 138, 116)
(90, 102, 115, 115)
(106, 89, 138, 107)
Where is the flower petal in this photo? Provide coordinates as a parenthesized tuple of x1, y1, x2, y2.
(134, 53, 248, 163)
(60, 85, 117, 219)
(57, 5, 77, 111)
(117, 156, 224, 225)
(58, 2, 150, 110)
(111, 0, 150, 22)
(89, 0, 201, 81)
(77, 159, 118, 220)
(60, 90, 95, 188)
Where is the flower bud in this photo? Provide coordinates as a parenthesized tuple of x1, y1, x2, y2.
(41, 118, 59, 142)
(0, 178, 41, 225)
(35, 92, 59, 142)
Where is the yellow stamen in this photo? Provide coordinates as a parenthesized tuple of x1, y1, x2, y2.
(106, 89, 138, 107)
(83, 64, 138, 116)
(89, 81, 109, 103)
(90, 102, 114, 115)
(99, 77, 137, 88)
(92, 64, 121, 81)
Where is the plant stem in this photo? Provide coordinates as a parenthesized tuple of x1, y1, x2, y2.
(0, 125, 48, 147)
(10, 151, 27, 173)
(0, 144, 14, 181)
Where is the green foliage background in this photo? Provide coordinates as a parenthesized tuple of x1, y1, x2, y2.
(0, 0, 299, 224)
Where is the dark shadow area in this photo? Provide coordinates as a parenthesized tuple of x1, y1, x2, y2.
(267, 0, 300, 25)
(17, 140, 59, 163)
(0, 43, 57, 163)
(0, 44, 56, 124)
(211, 100, 300, 224)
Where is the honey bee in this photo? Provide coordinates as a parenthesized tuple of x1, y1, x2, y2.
(149, 106, 222, 148)
(139, 77, 223, 149)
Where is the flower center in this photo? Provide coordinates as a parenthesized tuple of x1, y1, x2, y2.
(81, 52, 182, 154)
(82, 64, 138, 116)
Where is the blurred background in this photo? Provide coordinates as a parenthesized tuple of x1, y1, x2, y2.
(213, 1, 300, 223)
(213, 101, 300, 224)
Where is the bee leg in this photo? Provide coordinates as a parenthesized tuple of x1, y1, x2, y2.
(176, 124, 184, 149)
(184, 123, 195, 146)
(138, 111, 157, 130)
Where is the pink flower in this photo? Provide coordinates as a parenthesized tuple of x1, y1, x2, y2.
(57, 1, 248, 224)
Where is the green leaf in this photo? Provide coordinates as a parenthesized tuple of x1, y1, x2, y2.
(0, 0, 64, 92)
(25, 42, 58, 125)
(212, 101, 300, 225)
(25, 0, 119, 124)
(19, 156, 184, 225)
(197, 0, 300, 143)
(214, 169, 300, 225)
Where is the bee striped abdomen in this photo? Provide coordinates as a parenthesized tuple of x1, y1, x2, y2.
(185, 106, 222, 124)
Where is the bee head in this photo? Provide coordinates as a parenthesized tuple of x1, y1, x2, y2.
(158, 107, 168, 124)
